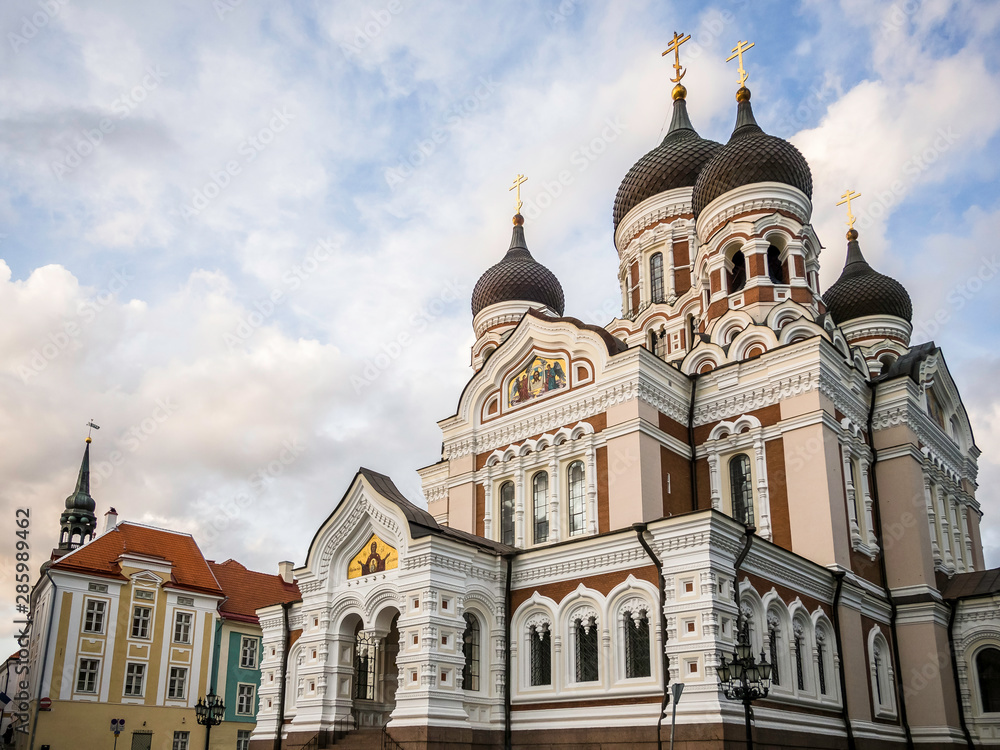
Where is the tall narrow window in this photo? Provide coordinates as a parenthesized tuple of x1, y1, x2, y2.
(794, 633, 805, 691)
(575, 618, 599, 682)
(462, 613, 481, 692)
(768, 624, 780, 686)
(532, 472, 549, 544)
(977, 647, 1000, 713)
(84, 600, 106, 633)
(729, 251, 747, 292)
(240, 637, 258, 669)
(767, 245, 784, 284)
(568, 461, 586, 535)
(174, 612, 192, 643)
(124, 663, 145, 696)
(77, 658, 99, 693)
(650, 253, 664, 303)
(168, 666, 187, 699)
(624, 611, 651, 679)
(817, 639, 827, 695)
(530, 625, 551, 686)
(500, 481, 515, 546)
(236, 684, 255, 715)
(131, 606, 151, 639)
(729, 454, 754, 526)
(874, 648, 883, 704)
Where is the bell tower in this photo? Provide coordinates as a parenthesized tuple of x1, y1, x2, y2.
(53, 432, 99, 559)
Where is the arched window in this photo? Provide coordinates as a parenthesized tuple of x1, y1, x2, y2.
(870, 630, 896, 716)
(574, 616, 599, 682)
(767, 245, 784, 284)
(568, 461, 586, 536)
(816, 628, 831, 696)
(650, 253, 664, 303)
(729, 251, 747, 293)
(624, 610, 651, 678)
(647, 329, 657, 353)
(729, 454, 754, 527)
(793, 622, 806, 691)
(767, 615, 781, 687)
(462, 613, 480, 692)
(500, 481, 515, 546)
(977, 647, 1000, 713)
(532, 472, 548, 544)
(529, 624, 551, 686)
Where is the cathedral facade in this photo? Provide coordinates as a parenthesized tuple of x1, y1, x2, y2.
(251, 51, 1000, 750)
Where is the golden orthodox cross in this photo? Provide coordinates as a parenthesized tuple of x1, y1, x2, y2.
(837, 189, 862, 229)
(509, 174, 527, 214)
(726, 40, 755, 87)
(662, 31, 691, 83)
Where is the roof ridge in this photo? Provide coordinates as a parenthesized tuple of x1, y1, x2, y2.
(118, 520, 196, 538)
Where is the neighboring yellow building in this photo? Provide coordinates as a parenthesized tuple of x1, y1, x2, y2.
(21, 441, 299, 750)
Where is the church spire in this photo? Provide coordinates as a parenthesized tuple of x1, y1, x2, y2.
(54, 430, 99, 558)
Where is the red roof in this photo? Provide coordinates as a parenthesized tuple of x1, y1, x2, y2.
(51, 522, 223, 596)
(209, 559, 300, 625)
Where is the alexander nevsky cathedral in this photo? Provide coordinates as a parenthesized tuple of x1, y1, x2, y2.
(251, 39, 1000, 750)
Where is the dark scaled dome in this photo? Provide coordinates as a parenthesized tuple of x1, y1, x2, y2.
(613, 92, 721, 230)
(823, 232, 913, 324)
(471, 216, 565, 318)
(692, 88, 812, 218)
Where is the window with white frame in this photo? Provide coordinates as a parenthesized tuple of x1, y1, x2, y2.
(237, 730, 252, 750)
(131, 606, 151, 639)
(174, 611, 192, 643)
(976, 646, 1000, 714)
(766, 612, 782, 688)
(869, 629, 896, 717)
(124, 662, 145, 696)
(528, 622, 551, 686)
(567, 460, 586, 535)
(650, 252, 664, 303)
(532, 471, 548, 544)
(462, 613, 481, 692)
(167, 666, 187, 699)
(792, 619, 808, 692)
(623, 608, 651, 679)
(236, 683, 255, 715)
(83, 599, 106, 633)
(816, 628, 830, 696)
(729, 454, 754, 527)
(172, 731, 189, 750)
(573, 614, 599, 683)
(76, 658, 99, 693)
(500, 481, 515, 546)
(240, 636, 258, 669)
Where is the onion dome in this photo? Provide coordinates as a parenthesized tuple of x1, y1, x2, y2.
(692, 87, 812, 218)
(613, 87, 722, 230)
(823, 230, 912, 324)
(471, 215, 565, 317)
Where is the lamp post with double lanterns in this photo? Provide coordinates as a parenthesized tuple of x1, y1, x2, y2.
(195, 689, 225, 750)
(717, 524, 772, 750)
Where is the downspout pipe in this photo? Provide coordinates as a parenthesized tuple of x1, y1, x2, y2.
(503, 553, 514, 750)
(866, 385, 914, 750)
(946, 598, 976, 750)
(634, 523, 669, 750)
(28, 569, 58, 750)
(831, 571, 856, 750)
(275, 601, 292, 750)
(687, 374, 699, 512)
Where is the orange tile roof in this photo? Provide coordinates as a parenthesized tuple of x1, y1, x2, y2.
(51, 522, 223, 596)
(209, 559, 300, 625)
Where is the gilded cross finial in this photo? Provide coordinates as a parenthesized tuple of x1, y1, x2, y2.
(837, 189, 862, 230)
(662, 31, 691, 84)
(509, 173, 527, 216)
(726, 40, 755, 87)
(85, 419, 100, 443)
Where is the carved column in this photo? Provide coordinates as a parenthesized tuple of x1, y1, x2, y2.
(936, 483, 954, 568)
(922, 474, 941, 564)
(484, 466, 493, 540)
(859, 457, 878, 552)
(951, 498, 965, 573)
(548, 452, 560, 543)
(515, 458, 525, 548)
(753, 434, 771, 540)
(960, 505, 974, 572)
(842, 444, 862, 546)
(587, 437, 598, 535)
(707, 450, 721, 511)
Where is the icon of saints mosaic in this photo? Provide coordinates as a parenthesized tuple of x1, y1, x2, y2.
(508, 354, 567, 407)
(347, 533, 398, 579)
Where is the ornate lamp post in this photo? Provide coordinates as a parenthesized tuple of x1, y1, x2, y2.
(195, 689, 226, 750)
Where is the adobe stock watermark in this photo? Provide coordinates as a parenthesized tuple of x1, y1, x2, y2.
(880, 0, 921, 38)
(519, 117, 626, 220)
(201, 437, 307, 544)
(89, 398, 180, 491)
(13, 267, 134, 383)
(7, 0, 69, 54)
(172, 107, 294, 222)
(224, 236, 338, 351)
(384, 76, 499, 188)
(352, 279, 465, 393)
(50, 66, 168, 180)
(339, 0, 404, 57)
(213, 0, 245, 21)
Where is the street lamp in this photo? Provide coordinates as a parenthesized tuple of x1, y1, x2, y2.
(718, 613, 772, 749)
(195, 689, 225, 750)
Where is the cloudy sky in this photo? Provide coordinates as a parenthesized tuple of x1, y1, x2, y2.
(1, 0, 999, 656)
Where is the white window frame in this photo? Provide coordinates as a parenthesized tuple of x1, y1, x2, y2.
(240, 636, 258, 669)
(167, 666, 188, 700)
(83, 598, 107, 634)
(705, 416, 772, 540)
(124, 662, 146, 697)
(172, 731, 190, 750)
(131, 605, 152, 639)
(173, 611, 192, 644)
(237, 730, 252, 750)
(76, 657, 100, 693)
(236, 682, 256, 715)
(868, 627, 897, 719)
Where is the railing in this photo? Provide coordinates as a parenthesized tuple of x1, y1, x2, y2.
(300, 715, 360, 749)
(381, 721, 406, 750)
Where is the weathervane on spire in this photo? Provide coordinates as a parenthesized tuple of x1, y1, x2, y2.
(85, 419, 100, 444)
(837, 189, 862, 238)
(726, 39, 755, 87)
(509, 173, 527, 217)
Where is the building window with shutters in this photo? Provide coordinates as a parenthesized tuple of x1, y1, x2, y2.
(532, 471, 548, 544)
(500, 481, 515, 546)
(462, 613, 481, 691)
(568, 460, 586, 536)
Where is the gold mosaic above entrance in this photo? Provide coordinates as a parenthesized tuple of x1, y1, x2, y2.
(348, 533, 398, 579)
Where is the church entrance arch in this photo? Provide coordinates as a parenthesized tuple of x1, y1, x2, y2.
(351, 610, 400, 727)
